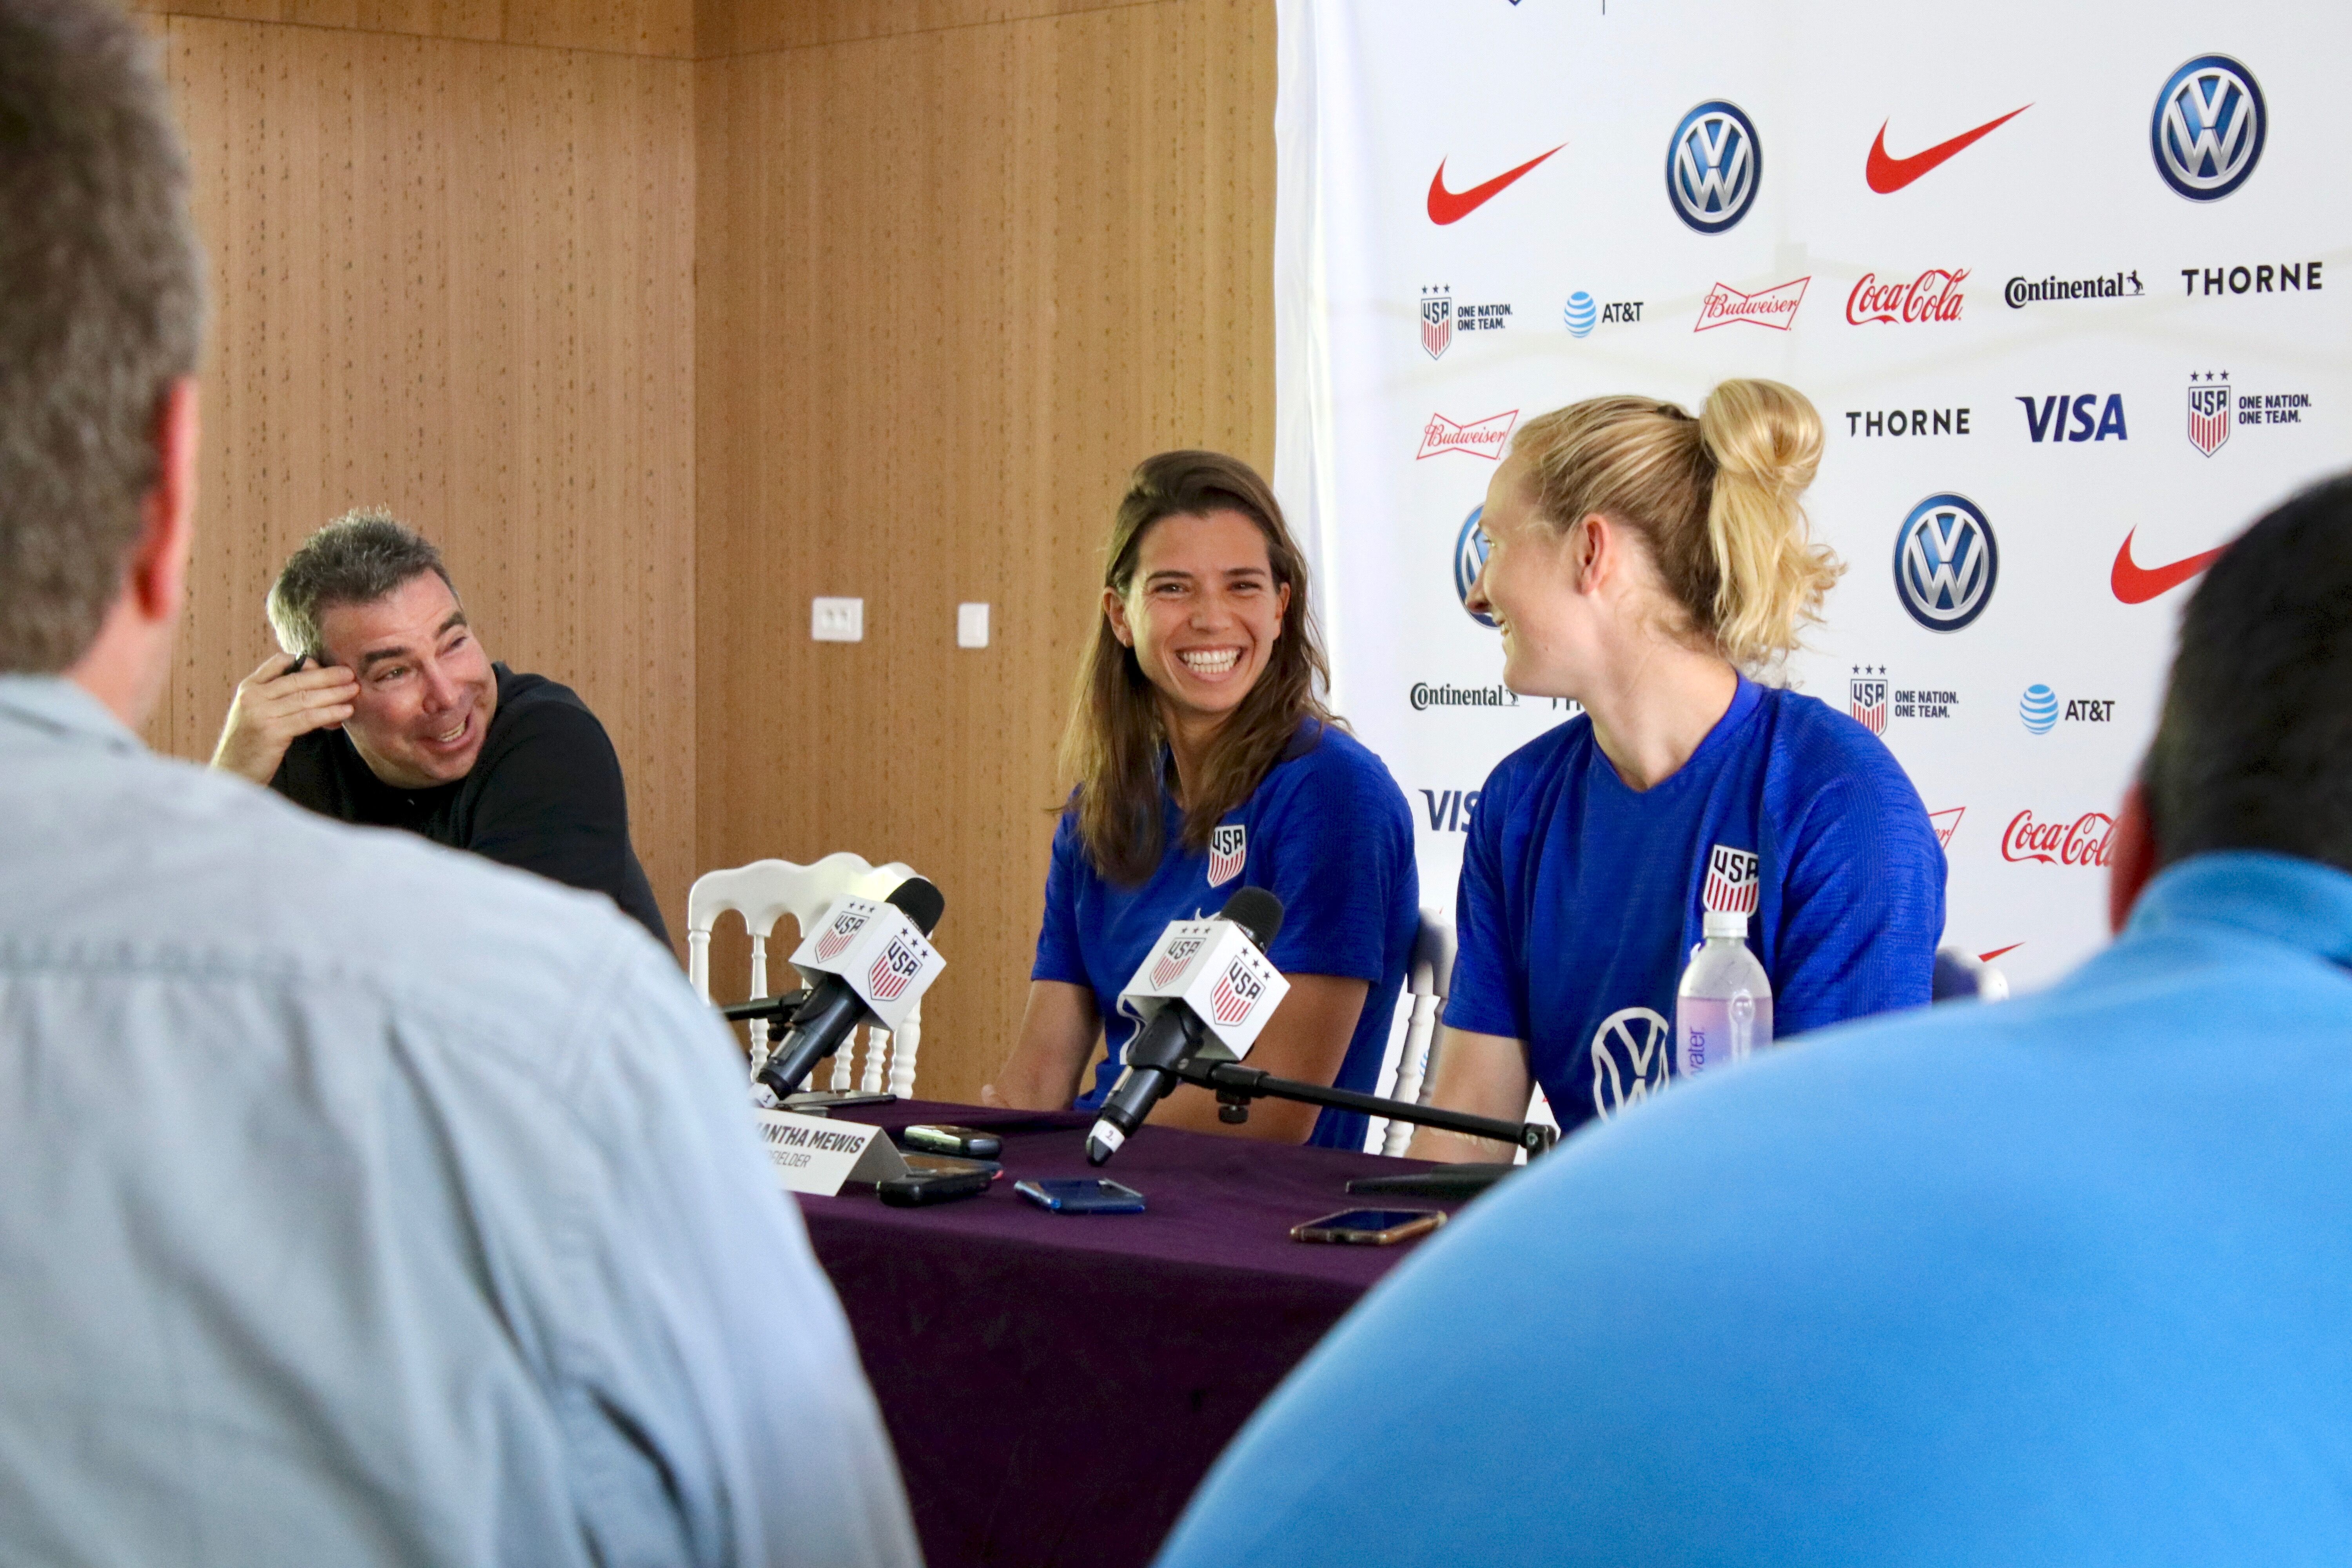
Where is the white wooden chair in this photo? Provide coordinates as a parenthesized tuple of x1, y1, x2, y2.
(1372, 908, 1457, 1155)
(687, 852, 928, 1098)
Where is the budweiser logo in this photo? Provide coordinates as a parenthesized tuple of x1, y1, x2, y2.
(1695, 276, 1810, 332)
(1848, 267, 1969, 325)
(1417, 410, 1519, 461)
(2001, 809, 2114, 867)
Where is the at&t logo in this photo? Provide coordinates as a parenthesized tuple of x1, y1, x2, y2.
(1893, 494, 1998, 632)
(1454, 506, 1495, 626)
(1666, 101, 1760, 234)
(2152, 55, 2265, 201)
(2018, 684, 2058, 733)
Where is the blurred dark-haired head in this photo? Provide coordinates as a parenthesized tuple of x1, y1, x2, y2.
(2142, 473, 2352, 871)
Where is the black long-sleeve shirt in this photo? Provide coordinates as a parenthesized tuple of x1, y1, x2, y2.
(271, 664, 669, 945)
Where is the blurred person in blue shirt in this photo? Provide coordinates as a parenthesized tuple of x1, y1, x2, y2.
(0, 5, 916, 1563)
(1157, 475, 2352, 1565)
(1411, 382, 1942, 1156)
(984, 452, 1416, 1150)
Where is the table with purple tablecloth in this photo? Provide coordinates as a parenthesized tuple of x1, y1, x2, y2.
(795, 1099, 1465, 1568)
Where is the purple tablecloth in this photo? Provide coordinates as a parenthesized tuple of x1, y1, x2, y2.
(795, 1100, 1461, 1568)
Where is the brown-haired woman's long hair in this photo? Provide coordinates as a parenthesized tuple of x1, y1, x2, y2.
(1058, 451, 1334, 886)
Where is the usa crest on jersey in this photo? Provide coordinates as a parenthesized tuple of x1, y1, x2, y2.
(1702, 843, 1760, 915)
(1207, 824, 1247, 887)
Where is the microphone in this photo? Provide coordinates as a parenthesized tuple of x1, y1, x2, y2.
(755, 876, 946, 1101)
(1086, 886, 1284, 1165)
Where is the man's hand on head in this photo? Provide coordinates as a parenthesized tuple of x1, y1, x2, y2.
(210, 652, 360, 784)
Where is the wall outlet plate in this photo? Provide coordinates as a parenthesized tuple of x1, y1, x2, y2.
(956, 602, 990, 648)
(812, 597, 863, 642)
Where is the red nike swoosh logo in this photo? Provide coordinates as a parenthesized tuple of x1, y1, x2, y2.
(2111, 528, 2227, 604)
(1427, 144, 1566, 225)
(1865, 104, 2031, 193)
(1978, 944, 2022, 963)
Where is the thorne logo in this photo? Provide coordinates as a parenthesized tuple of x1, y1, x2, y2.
(1695, 276, 1808, 331)
(1847, 407, 1970, 437)
(2002, 810, 2114, 867)
(1849, 268, 1967, 325)
(1419, 410, 1518, 461)
(2181, 261, 2321, 296)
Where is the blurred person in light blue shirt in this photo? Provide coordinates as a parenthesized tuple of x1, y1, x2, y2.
(1156, 474, 2352, 1565)
(0, 4, 917, 1564)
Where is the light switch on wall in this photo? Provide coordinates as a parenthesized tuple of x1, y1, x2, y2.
(957, 602, 990, 648)
(812, 597, 863, 642)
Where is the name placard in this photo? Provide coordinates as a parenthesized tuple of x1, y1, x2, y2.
(753, 1108, 911, 1196)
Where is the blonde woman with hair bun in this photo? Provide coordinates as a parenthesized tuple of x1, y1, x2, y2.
(1412, 379, 1946, 1158)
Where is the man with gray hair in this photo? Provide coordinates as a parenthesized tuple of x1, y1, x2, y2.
(0, 3, 918, 1564)
(212, 508, 668, 943)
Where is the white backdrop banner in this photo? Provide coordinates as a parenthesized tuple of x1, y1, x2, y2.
(1274, 0, 2351, 990)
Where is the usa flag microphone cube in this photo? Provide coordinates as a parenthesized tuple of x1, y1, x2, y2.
(1117, 918, 1290, 1061)
(786, 895, 945, 1034)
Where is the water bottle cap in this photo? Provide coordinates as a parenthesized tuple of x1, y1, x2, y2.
(1702, 909, 1749, 940)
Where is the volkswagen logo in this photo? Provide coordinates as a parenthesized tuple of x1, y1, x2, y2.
(1454, 505, 1495, 626)
(2152, 55, 2265, 201)
(1893, 494, 1998, 632)
(1666, 101, 1760, 234)
(1590, 1006, 1670, 1120)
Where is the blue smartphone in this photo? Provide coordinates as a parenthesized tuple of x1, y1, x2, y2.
(1014, 1177, 1145, 1214)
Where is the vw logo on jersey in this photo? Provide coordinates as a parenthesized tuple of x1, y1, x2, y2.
(1454, 505, 1496, 627)
(1590, 1006, 1671, 1121)
(1666, 101, 1761, 234)
(1893, 493, 1999, 632)
(2152, 55, 2265, 201)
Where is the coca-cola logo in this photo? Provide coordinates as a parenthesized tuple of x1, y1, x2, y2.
(1848, 267, 1969, 325)
(2001, 809, 2114, 867)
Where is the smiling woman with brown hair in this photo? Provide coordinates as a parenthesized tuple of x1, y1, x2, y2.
(983, 451, 1417, 1149)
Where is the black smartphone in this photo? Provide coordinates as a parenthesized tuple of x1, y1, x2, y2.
(900, 1124, 1003, 1160)
(875, 1152, 998, 1208)
(784, 1090, 897, 1112)
(1014, 1178, 1145, 1214)
(1290, 1208, 1446, 1245)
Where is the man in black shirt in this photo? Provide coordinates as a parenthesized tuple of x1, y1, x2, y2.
(211, 510, 669, 944)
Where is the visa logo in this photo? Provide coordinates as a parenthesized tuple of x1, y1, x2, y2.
(1419, 788, 1480, 834)
(2018, 393, 2128, 443)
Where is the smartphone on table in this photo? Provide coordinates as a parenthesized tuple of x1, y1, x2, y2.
(1290, 1208, 1446, 1245)
(900, 1124, 1003, 1160)
(876, 1152, 999, 1208)
(1014, 1177, 1145, 1214)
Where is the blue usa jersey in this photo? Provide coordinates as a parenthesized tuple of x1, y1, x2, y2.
(1033, 721, 1418, 1151)
(1445, 676, 1944, 1135)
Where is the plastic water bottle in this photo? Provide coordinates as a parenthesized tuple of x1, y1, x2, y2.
(1676, 910, 1773, 1079)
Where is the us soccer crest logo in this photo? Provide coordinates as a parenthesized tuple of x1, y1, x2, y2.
(1150, 935, 1205, 988)
(1590, 1006, 1671, 1120)
(867, 934, 922, 1003)
(1207, 824, 1247, 887)
(1421, 286, 1452, 360)
(1849, 668, 1888, 736)
(2187, 373, 2230, 456)
(1210, 956, 1265, 1026)
(1702, 844, 1761, 915)
(814, 909, 868, 962)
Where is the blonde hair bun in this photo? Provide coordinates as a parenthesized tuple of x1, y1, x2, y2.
(1699, 378, 1823, 501)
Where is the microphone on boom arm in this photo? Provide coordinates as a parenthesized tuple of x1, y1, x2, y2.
(1085, 886, 1285, 1166)
(754, 876, 946, 1102)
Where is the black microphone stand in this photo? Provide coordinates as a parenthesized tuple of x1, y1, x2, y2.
(1169, 1056, 1557, 1159)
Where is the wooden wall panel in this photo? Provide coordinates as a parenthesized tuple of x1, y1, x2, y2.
(695, 0, 1276, 1100)
(694, 0, 1164, 60)
(135, 0, 694, 60)
(160, 18, 700, 948)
